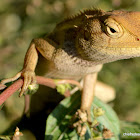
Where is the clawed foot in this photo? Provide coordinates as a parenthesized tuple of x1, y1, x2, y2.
(72, 109, 91, 136)
(19, 69, 36, 96)
(0, 69, 36, 97)
(72, 108, 106, 137)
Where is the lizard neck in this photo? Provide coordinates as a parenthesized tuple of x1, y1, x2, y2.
(75, 38, 110, 64)
(63, 41, 102, 67)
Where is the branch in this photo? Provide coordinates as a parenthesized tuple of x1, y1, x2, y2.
(0, 76, 81, 106)
(0, 79, 23, 106)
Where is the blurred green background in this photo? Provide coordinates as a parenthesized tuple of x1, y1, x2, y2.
(0, 0, 140, 138)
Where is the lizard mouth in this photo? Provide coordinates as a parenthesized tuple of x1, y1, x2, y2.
(103, 46, 140, 50)
(93, 45, 140, 64)
(78, 36, 140, 64)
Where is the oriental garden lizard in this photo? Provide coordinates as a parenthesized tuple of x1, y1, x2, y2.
(1, 9, 140, 136)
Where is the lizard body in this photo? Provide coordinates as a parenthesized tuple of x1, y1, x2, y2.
(35, 38, 102, 79)
(34, 10, 140, 79)
(1, 9, 140, 136)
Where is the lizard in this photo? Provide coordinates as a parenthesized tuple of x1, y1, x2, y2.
(1, 9, 140, 136)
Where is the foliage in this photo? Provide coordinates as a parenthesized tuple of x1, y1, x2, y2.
(0, 0, 140, 139)
(45, 92, 120, 140)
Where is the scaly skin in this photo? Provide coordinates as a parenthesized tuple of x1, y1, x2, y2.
(1, 9, 140, 135)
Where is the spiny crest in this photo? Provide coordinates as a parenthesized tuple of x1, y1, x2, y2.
(64, 8, 104, 22)
(55, 8, 105, 31)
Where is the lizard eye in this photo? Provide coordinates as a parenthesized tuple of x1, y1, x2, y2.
(104, 18, 123, 38)
(106, 26, 117, 34)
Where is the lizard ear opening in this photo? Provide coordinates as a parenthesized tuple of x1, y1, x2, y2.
(84, 30, 90, 41)
(104, 18, 123, 38)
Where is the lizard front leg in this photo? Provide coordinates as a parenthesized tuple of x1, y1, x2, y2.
(1, 42, 38, 96)
(1, 38, 55, 96)
(73, 73, 98, 136)
(81, 73, 98, 123)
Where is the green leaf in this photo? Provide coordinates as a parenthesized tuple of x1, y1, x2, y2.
(120, 121, 140, 139)
(0, 136, 11, 140)
(92, 97, 120, 140)
(45, 91, 120, 140)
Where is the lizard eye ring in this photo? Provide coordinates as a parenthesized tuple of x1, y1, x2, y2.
(105, 18, 123, 38)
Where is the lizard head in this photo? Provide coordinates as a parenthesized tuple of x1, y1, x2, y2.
(76, 10, 140, 64)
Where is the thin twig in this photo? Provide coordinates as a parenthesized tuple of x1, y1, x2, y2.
(24, 95, 30, 115)
(36, 76, 56, 88)
(0, 76, 81, 106)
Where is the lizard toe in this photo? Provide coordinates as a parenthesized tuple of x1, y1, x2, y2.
(1, 72, 22, 85)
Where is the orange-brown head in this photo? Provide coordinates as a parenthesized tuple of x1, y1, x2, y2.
(75, 10, 140, 64)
